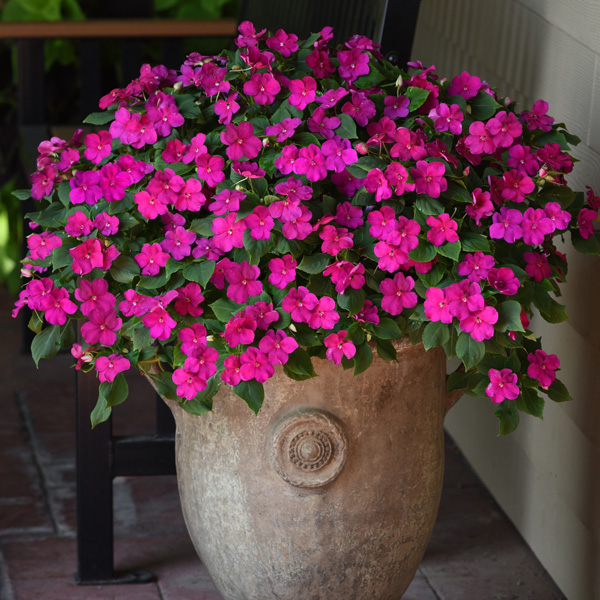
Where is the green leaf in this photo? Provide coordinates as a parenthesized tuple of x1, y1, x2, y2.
(12, 189, 31, 201)
(83, 111, 115, 125)
(190, 214, 218, 236)
(99, 373, 129, 407)
(376, 339, 397, 362)
(354, 65, 385, 89)
(51, 243, 74, 270)
(409, 240, 437, 262)
(371, 317, 402, 340)
(210, 298, 241, 322)
(515, 387, 544, 418)
(90, 395, 112, 428)
(405, 86, 430, 111)
(138, 269, 169, 290)
(110, 255, 140, 284)
(446, 369, 471, 394)
(57, 181, 71, 207)
(545, 378, 573, 403)
(353, 342, 373, 376)
(571, 230, 600, 256)
(286, 348, 317, 378)
(533, 287, 568, 323)
(436, 241, 461, 262)
(414, 195, 444, 216)
(460, 232, 491, 253)
(181, 376, 219, 415)
(31, 325, 62, 367)
(297, 253, 330, 274)
(233, 380, 264, 414)
(345, 155, 387, 178)
(494, 401, 520, 435)
(132, 326, 153, 351)
(456, 332, 485, 370)
(470, 90, 501, 121)
(335, 113, 358, 140)
(421, 321, 450, 351)
(183, 260, 215, 288)
(496, 301, 525, 333)
(337, 288, 366, 316)
(148, 371, 179, 402)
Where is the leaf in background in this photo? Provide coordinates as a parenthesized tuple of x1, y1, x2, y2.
(233, 379, 264, 414)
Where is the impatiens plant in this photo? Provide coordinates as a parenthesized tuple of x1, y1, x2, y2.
(13, 22, 600, 434)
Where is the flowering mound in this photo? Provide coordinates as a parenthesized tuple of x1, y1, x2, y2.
(14, 21, 600, 433)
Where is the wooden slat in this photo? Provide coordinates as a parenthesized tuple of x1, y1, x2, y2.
(0, 19, 238, 39)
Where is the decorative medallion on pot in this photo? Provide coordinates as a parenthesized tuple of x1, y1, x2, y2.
(14, 16, 600, 600)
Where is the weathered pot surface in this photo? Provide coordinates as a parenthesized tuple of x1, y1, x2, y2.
(161, 339, 455, 600)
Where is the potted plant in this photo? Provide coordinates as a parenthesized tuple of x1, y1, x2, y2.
(13, 20, 600, 599)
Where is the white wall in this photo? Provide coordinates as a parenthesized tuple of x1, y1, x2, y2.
(412, 1, 600, 598)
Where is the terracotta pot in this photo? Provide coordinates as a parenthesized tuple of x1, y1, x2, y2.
(159, 339, 460, 600)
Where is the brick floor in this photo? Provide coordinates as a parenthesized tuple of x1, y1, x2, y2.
(0, 292, 566, 600)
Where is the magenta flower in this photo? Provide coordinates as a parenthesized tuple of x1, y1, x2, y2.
(239, 347, 274, 383)
(80, 309, 122, 346)
(353, 299, 380, 325)
(225, 261, 263, 304)
(320, 225, 353, 255)
(335, 202, 363, 229)
(307, 106, 341, 139)
(524, 251, 552, 282)
(489, 208, 523, 243)
(265, 28, 298, 57)
(160, 226, 196, 260)
(134, 190, 168, 220)
(244, 206, 274, 240)
(341, 91, 376, 127)
(243, 72, 281, 105)
(31, 166, 58, 199)
(43, 287, 78, 325)
(507, 144, 539, 175)
(501, 170, 535, 203)
(268, 254, 297, 288)
(282, 286, 318, 323)
(64, 212, 93, 239)
(162, 138, 187, 163)
(75, 278, 116, 317)
(464, 121, 496, 155)
(324, 331, 356, 365)
(173, 282, 204, 317)
(221, 122, 261, 161)
(211, 212, 247, 252)
(485, 368, 520, 403)
(135, 243, 170, 276)
(243, 301, 278, 330)
(390, 128, 426, 162)
(95, 353, 130, 383)
(577, 208, 598, 239)
(308, 296, 340, 330)
(367, 206, 396, 240)
(527, 350, 560, 389)
(337, 47, 369, 82)
(426, 213, 459, 246)
(179, 323, 208, 357)
(83, 131, 112, 164)
(27, 232, 62, 261)
(195, 153, 225, 187)
(224, 315, 257, 348)
(142, 306, 177, 340)
(222, 355, 242, 386)
(214, 93, 240, 125)
(274, 144, 299, 175)
(70, 239, 105, 275)
(293, 144, 327, 182)
(172, 359, 208, 400)
(93, 212, 119, 237)
(288, 76, 317, 110)
(487, 267, 520, 295)
(265, 118, 302, 142)
(321, 136, 358, 173)
(447, 71, 481, 98)
(380, 273, 417, 315)
(521, 99, 554, 132)
(385, 162, 414, 197)
(412, 161, 447, 198)
(119, 289, 153, 317)
(424, 287, 453, 323)
(429, 103, 464, 134)
(258, 330, 298, 365)
(487, 111, 522, 148)
(544, 202, 571, 230)
(521, 207, 554, 245)
(383, 95, 410, 119)
(364, 168, 392, 202)
(182, 133, 207, 164)
(457, 252, 495, 282)
(69, 170, 103, 205)
(459, 305, 498, 342)
(465, 188, 494, 225)
(306, 49, 335, 79)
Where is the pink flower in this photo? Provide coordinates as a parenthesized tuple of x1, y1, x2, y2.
(282, 286, 318, 323)
(324, 331, 356, 365)
(69, 170, 103, 205)
(521, 207, 554, 245)
(464, 121, 496, 155)
(195, 153, 225, 188)
(80, 309, 122, 346)
(489, 208, 523, 243)
(242, 72, 281, 105)
(239, 347, 274, 383)
(501, 170, 535, 203)
(578, 208, 598, 239)
(383, 95, 410, 119)
(521, 99, 554, 132)
(214, 92, 240, 125)
(70, 239, 105, 275)
(288, 76, 317, 110)
(268, 254, 297, 288)
(544, 202, 571, 230)
(211, 212, 246, 252)
(225, 261, 263, 304)
(337, 48, 369, 82)
(390, 128, 426, 161)
(459, 305, 498, 342)
(83, 131, 112, 164)
(321, 136, 358, 173)
(353, 299, 379, 325)
(74, 278, 116, 316)
(43, 287, 77, 325)
(244, 206, 274, 240)
(160, 226, 196, 260)
(320, 225, 353, 255)
(224, 315, 257, 348)
(172, 359, 208, 400)
(424, 287, 453, 323)
(65, 211, 94, 238)
(135, 190, 168, 220)
(93, 212, 119, 237)
(275, 145, 299, 175)
(524, 251, 551, 282)
(308, 296, 339, 330)
(293, 144, 327, 182)
(222, 355, 242, 386)
(27, 232, 62, 260)
(258, 330, 298, 365)
(426, 213, 459, 246)
(485, 369, 520, 403)
(380, 273, 418, 315)
(265, 28, 298, 57)
(411, 161, 447, 198)
(487, 111, 522, 148)
(448, 71, 481, 99)
(364, 168, 392, 202)
(31, 166, 57, 199)
(221, 122, 261, 161)
(457, 252, 495, 282)
(341, 91, 376, 127)
(119, 289, 153, 317)
(307, 107, 340, 139)
(174, 282, 204, 317)
(142, 306, 177, 340)
(179, 323, 208, 357)
(265, 118, 302, 142)
(335, 202, 363, 229)
(429, 103, 464, 134)
(465, 188, 494, 225)
(135, 243, 170, 276)
(95, 353, 130, 383)
(527, 350, 560, 389)
(487, 267, 520, 295)
(306, 49, 335, 79)
(446, 281, 484, 320)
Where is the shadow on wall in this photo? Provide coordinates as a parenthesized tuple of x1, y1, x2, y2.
(412, 1, 600, 598)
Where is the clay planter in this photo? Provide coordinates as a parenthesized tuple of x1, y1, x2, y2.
(160, 339, 459, 600)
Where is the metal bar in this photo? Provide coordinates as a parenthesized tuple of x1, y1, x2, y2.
(0, 19, 238, 39)
(113, 436, 176, 477)
(75, 370, 114, 583)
